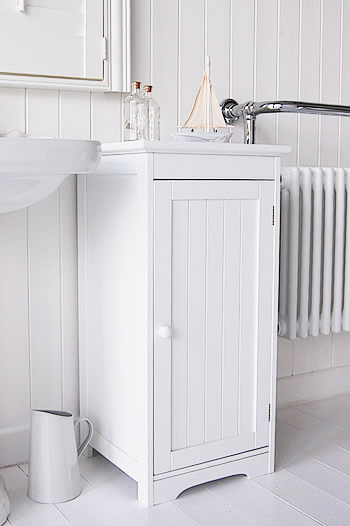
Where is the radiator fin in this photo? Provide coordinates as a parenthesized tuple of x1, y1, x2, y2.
(279, 167, 350, 340)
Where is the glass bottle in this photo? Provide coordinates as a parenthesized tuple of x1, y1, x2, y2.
(137, 85, 160, 140)
(123, 81, 141, 141)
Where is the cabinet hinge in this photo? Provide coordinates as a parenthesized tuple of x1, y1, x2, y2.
(272, 206, 275, 226)
(268, 404, 271, 422)
(102, 37, 108, 60)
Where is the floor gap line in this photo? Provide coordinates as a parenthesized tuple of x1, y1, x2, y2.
(294, 406, 350, 431)
(305, 451, 350, 480)
(169, 500, 202, 526)
(279, 465, 350, 508)
(276, 416, 316, 435)
(247, 478, 327, 526)
(79, 474, 138, 526)
(53, 504, 76, 526)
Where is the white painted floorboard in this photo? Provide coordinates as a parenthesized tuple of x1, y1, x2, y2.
(3, 395, 350, 525)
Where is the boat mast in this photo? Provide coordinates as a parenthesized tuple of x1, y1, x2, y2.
(206, 55, 211, 133)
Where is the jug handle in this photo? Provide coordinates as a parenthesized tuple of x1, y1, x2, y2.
(75, 418, 94, 458)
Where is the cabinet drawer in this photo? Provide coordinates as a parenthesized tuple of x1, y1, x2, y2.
(153, 153, 276, 180)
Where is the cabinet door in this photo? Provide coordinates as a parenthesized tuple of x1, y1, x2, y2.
(154, 179, 276, 475)
(0, 0, 104, 80)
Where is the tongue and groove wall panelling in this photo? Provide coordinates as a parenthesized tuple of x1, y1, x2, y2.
(152, 0, 179, 139)
(26, 89, 59, 137)
(26, 89, 62, 411)
(60, 92, 91, 140)
(179, 0, 205, 127)
(130, 0, 151, 94)
(297, 0, 321, 167)
(254, 0, 278, 146)
(0, 210, 30, 466)
(3, 0, 350, 462)
(58, 91, 92, 416)
(91, 92, 122, 143)
(230, 0, 255, 144)
(206, 0, 230, 114)
(275, 0, 299, 380)
(319, 0, 342, 168)
(293, 336, 332, 377)
(292, 337, 313, 378)
(0, 88, 25, 133)
(27, 193, 62, 410)
(26, 181, 80, 415)
(277, 0, 299, 167)
(0, 88, 29, 466)
(333, 332, 350, 368)
(277, 338, 294, 380)
(311, 334, 334, 373)
(292, 0, 332, 379)
(339, 0, 350, 168)
(59, 176, 79, 414)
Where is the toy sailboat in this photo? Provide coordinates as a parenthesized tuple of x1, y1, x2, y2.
(171, 57, 232, 143)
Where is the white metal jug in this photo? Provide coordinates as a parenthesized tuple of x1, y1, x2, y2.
(27, 409, 93, 504)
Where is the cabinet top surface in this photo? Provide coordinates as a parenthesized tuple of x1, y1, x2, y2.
(102, 140, 290, 157)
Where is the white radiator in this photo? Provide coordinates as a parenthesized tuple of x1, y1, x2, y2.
(279, 167, 350, 340)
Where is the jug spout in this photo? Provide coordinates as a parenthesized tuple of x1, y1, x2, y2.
(27, 409, 93, 504)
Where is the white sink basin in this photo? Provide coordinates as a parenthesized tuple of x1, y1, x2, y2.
(0, 137, 101, 213)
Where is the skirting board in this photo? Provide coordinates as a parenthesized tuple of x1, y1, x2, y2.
(277, 364, 350, 407)
(0, 425, 29, 468)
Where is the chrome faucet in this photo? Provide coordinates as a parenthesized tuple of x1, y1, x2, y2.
(220, 99, 350, 144)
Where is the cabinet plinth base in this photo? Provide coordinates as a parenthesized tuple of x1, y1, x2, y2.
(139, 450, 270, 507)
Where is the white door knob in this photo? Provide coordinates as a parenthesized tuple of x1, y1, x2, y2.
(158, 325, 172, 339)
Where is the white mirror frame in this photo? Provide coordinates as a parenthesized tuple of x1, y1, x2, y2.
(0, 0, 130, 92)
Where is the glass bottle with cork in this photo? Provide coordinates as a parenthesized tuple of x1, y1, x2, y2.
(137, 85, 160, 140)
(123, 81, 141, 141)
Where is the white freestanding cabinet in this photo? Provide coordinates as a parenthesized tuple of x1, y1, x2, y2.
(78, 141, 288, 506)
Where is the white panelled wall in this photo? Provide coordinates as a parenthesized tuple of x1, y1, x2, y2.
(0, 90, 123, 466)
(1, 0, 350, 466)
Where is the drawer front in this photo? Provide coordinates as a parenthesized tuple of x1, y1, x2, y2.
(153, 153, 277, 180)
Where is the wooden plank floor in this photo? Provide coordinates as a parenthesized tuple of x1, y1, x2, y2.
(2, 394, 350, 525)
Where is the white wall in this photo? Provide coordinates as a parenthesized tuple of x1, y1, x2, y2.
(0, 90, 123, 466)
(132, 0, 350, 405)
(1, 0, 350, 465)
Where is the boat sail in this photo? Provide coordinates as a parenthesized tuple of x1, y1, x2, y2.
(171, 57, 232, 143)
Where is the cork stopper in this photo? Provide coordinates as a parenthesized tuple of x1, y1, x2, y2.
(144, 85, 152, 93)
(131, 81, 141, 89)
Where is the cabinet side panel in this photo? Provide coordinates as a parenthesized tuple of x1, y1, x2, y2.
(83, 172, 140, 462)
(256, 181, 275, 447)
